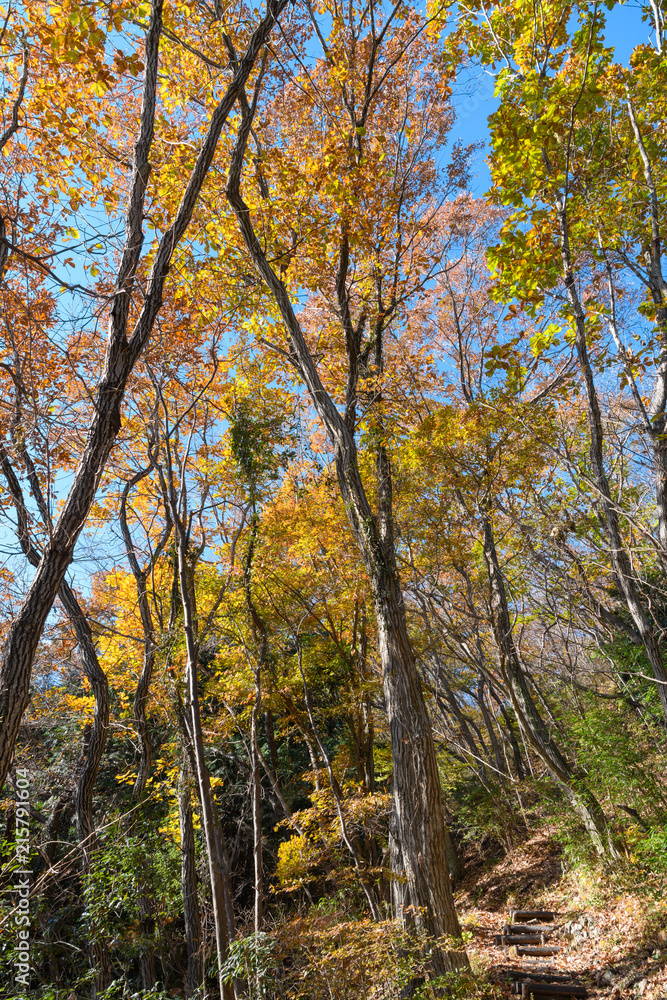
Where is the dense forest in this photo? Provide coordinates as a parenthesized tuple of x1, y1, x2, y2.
(0, 1, 666, 997)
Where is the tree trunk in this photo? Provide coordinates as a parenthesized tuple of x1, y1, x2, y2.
(477, 677, 506, 779)
(0, 443, 110, 863)
(433, 663, 491, 788)
(264, 708, 280, 779)
(243, 510, 267, 939)
(481, 512, 619, 858)
(171, 501, 233, 1000)
(184, 649, 233, 1000)
(494, 695, 527, 780)
(57, 583, 109, 856)
(179, 699, 238, 985)
(251, 667, 263, 936)
(49, 583, 112, 997)
(119, 466, 172, 801)
(297, 646, 382, 921)
(444, 826, 464, 888)
(625, 98, 667, 573)
(137, 891, 157, 991)
(120, 467, 173, 987)
(179, 767, 203, 998)
(389, 800, 407, 922)
(372, 565, 467, 966)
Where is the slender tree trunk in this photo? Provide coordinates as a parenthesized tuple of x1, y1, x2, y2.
(477, 678, 506, 779)
(120, 465, 174, 988)
(297, 646, 382, 921)
(251, 668, 263, 936)
(482, 511, 619, 857)
(179, 698, 238, 983)
(433, 664, 491, 788)
(443, 826, 463, 888)
(358, 610, 376, 795)
(172, 516, 233, 1000)
(56, 586, 109, 860)
(119, 466, 172, 801)
(242, 510, 267, 939)
(494, 695, 527, 780)
(624, 99, 667, 569)
(264, 708, 280, 779)
(184, 642, 233, 1000)
(57, 584, 112, 997)
(41, 767, 79, 985)
(179, 766, 203, 998)
(137, 890, 157, 991)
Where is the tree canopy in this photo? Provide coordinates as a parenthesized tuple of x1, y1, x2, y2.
(1, 2, 667, 998)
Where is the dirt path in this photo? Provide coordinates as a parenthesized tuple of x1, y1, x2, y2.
(454, 828, 667, 999)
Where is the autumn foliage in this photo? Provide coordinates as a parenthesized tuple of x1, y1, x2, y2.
(0, 2, 666, 999)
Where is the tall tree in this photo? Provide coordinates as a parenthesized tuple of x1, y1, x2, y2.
(226, 1, 470, 972)
(446, 0, 667, 722)
(0, 0, 289, 790)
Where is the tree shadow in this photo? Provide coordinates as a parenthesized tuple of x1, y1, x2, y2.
(456, 832, 563, 912)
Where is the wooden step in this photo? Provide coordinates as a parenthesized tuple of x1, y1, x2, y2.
(512, 972, 581, 983)
(520, 983, 587, 998)
(514, 945, 561, 957)
(512, 979, 585, 993)
(506, 924, 554, 936)
(497, 934, 545, 945)
(511, 910, 556, 923)
(517, 969, 573, 979)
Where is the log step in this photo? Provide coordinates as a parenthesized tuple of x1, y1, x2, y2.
(497, 934, 545, 945)
(506, 924, 554, 936)
(511, 910, 556, 923)
(512, 972, 581, 984)
(518, 968, 571, 978)
(513, 981, 587, 998)
(514, 945, 561, 957)
(520, 983, 587, 998)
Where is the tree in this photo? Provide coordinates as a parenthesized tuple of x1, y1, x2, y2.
(0, 0, 289, 793)
(446, 0, 667, 723)
(225, 1, 470, 973)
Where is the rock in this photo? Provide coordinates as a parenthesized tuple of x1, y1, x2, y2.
(637, 979, 648, 995)
(601, 970, 615, 985)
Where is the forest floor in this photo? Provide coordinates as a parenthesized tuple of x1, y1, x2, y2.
(454, 827, 667, 1000)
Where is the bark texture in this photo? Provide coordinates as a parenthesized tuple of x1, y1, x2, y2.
(179, 768, 203, 998)
(243, 513, 266, 936)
